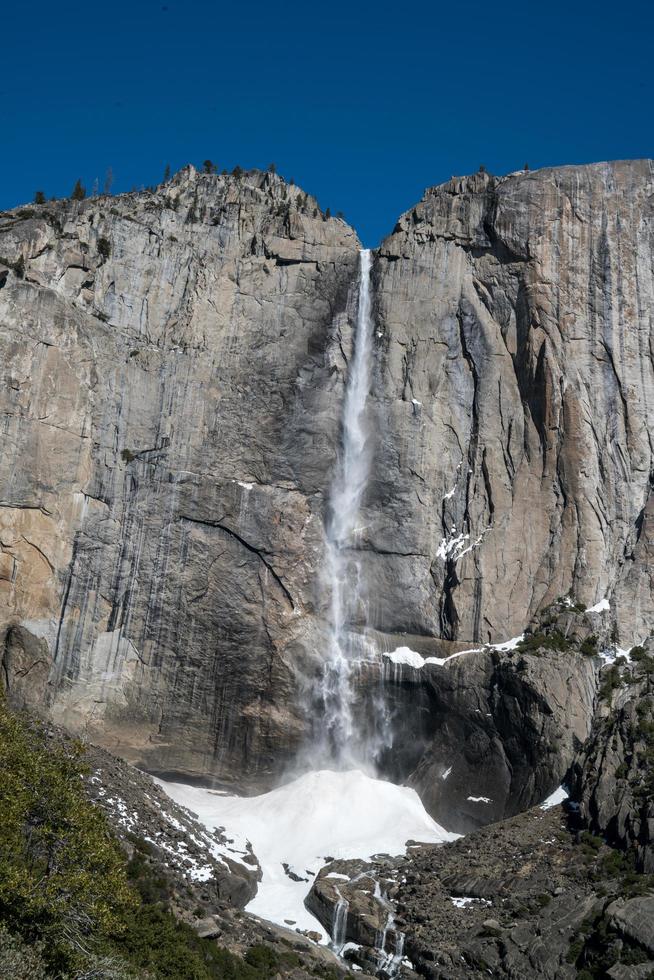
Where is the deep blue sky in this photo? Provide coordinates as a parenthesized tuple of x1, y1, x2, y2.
(3, 0, 652, 245)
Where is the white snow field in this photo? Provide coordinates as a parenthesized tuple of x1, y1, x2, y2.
(156, 768, 457, 940)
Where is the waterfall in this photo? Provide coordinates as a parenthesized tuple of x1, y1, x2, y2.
(331, 893, 350, 952)
(319, 248, 375, 766)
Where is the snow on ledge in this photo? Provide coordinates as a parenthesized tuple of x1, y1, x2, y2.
(467, 796, 492, 804)
(384, 647, 426, 669)
(540, 785, 569, 810)
(587, 598, 610, 614)
(383, 634, 524, 671)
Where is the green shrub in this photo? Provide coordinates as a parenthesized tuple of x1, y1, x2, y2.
(98, 236, 112, 259)
(580, 635, 598, 657)
(0, 696, 136, 973)
(0, 698, 315, 980)
(115, 904, 258, 980)
(0, 923, 48, 979)
(518, 629, 571, 654)
(580, 831, 603, 854)
(600, 665, 621, 699)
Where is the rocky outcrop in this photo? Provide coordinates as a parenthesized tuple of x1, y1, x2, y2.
(570, 641, 654, 871)
(1, 160, 652, 801)
(306, 802, 654, 979)
(340, 603, 598, 831)
(367, 161, 654, 649)
(608, 896, 654, 957)
(306, 859, 403, 950)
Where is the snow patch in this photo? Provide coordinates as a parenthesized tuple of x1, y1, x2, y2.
(156, 769, 458, 942)
(600, 645, 631, 665)
(467, 796, 492, 804)
(587, 598, 610, 613)
(384, 647, 425, 669)
(540, 785, 569, 810)
(436, 532, 469, 560)
(383, 634, 524, 672)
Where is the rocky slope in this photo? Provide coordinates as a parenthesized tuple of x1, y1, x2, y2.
(1, 160, 653, 814)
(306, 801, 654, 979)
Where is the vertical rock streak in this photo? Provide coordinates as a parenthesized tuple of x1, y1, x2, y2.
(319, 249, 375, 766)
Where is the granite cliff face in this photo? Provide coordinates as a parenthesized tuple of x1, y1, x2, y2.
(366, 161, 654, 649)
(1, 161, 652, 811)
(0, 167, 360, 785)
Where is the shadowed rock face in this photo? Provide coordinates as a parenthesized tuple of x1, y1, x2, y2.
(379, 645, 596, 833)
(1, 161, 652, 800)
(570, 639, 654, 872)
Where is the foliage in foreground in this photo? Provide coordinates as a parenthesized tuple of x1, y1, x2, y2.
(0, 696, 314, 979)
(0, 695, 136, 973)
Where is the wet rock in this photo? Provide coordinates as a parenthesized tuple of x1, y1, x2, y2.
(364, 633, 597, 832)
(314, 802, 654, 978)
(0, 167, 359, 788)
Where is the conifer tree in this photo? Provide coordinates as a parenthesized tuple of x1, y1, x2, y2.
(70, 179, 86, 201)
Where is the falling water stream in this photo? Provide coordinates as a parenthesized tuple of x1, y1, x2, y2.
(315, 250, 409, 972)
(319, 248, 375, 766)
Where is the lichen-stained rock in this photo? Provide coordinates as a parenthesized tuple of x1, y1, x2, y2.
(0, 167, 360, 786)
(369, 161, 654, 648)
